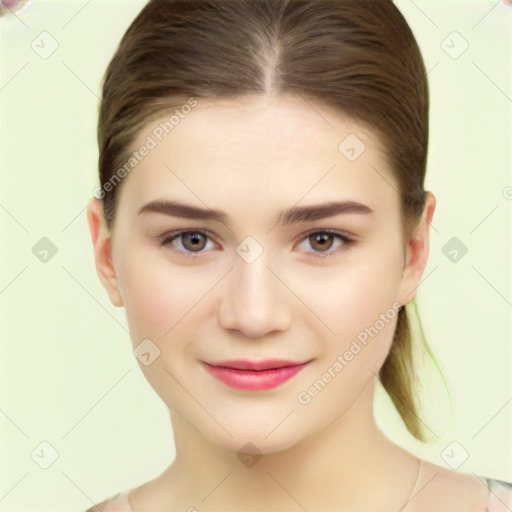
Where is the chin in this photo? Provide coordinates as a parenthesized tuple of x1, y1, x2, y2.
(203, 422, 308, 457)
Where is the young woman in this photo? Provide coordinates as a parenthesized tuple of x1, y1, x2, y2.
(85, 0, 512, 510)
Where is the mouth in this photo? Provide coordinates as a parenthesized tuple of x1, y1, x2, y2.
(202, 359, 313, 391)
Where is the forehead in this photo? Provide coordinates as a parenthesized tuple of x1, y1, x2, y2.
(118, 93, 398, 219)
(144, 93, 386, 160)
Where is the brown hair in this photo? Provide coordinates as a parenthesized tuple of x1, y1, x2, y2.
(97, 0, 438, 441)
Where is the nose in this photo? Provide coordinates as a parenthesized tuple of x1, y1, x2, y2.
(217, 250, 292, 338)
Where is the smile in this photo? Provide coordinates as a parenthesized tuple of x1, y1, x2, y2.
(202, 360, 311, 390)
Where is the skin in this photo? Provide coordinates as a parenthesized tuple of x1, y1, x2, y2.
(87, 94, 488, 511)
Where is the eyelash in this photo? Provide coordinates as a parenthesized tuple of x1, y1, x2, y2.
(157, 228, 356, 259)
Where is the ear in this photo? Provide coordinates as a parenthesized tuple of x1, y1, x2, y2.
(397, 192, 436, 306)
(86, 198, 123, 307)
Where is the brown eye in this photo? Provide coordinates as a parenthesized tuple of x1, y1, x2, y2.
(308, 232, 335, 252)
(181, 231, 207, 252)
(158, 229, 218, 257)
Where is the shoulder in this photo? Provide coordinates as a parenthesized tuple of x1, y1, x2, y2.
(410, 461, 506, 512)
(83, 489, 134, 512)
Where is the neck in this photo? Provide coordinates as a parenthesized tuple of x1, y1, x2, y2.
(152, 377, 418, 511)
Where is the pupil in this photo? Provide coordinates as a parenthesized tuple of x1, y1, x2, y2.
(311, 233, 333, 251)
(184, 232, 205, 251)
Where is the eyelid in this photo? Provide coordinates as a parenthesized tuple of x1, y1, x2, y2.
(294, 227, 355, 243)
(293, 228, 356, 258)
(156, 229, 220, 258)
(157, 228, 356, 258)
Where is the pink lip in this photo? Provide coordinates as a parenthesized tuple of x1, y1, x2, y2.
(203, 359, 311, 390)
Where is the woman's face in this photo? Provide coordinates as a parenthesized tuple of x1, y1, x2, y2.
(89, 94, 432, 454)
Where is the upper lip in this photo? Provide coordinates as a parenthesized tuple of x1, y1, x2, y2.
(205, 359, 311, 371)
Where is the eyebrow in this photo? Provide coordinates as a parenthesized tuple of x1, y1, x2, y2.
(137, 199, 373, 226)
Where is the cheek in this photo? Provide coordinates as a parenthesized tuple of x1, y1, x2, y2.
(116, 248, 222, 342)
(298, 248, 402, 338)
(115, 249, 180, 339)
(291, 245, 403, 386)
(117, 255, 205, 409)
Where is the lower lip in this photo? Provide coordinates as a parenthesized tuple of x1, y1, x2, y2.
(203, 362, 309, 390)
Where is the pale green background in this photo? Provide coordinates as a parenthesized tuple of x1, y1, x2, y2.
(1, 1, 511, 511)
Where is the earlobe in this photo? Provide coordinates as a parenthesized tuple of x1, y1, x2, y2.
(86, 198, 124, 307)
(398, 192, 436, 306)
